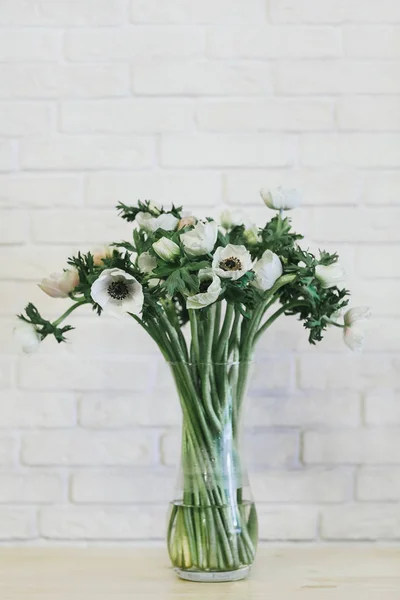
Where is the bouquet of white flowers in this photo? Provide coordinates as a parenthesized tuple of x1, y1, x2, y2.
(15, 188, 369, 582)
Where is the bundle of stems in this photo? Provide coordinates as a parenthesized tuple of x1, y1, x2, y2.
(132, 280, 295, 572)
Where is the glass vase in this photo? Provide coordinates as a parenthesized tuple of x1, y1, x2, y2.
(166, 360, 258, 583)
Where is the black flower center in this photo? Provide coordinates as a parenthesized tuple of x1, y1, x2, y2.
(219, 256, 242, 272)
(199, 279, 212, 293)
(108, 280, 129, 300)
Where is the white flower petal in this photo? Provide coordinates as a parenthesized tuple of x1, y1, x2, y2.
(155, 213, 179, 232)
(101, 299, 126, 318)
(344, 306, 372, 327)
(91, 286, 110, 307)
(138, 252, 157, 274)
(180, 221, 218, 257)
(136, 212, 157, 232)
(120, 293, 144, 316)
(187, 270, 222, 310)
(153, 238, 180, 262)
(252, 250, 283, 291)
(315, 263, 346, 289)
(343, 323, 366, 352)
(260, 187, 301, 210)
(219, 207, 249, 230)
(39, 269, 78, 298)
(13, 321, 41, 354)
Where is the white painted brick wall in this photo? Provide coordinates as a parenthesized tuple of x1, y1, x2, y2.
(0, 0, 399, 545)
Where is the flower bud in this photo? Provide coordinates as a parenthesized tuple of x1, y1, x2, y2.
(13, 321, 41, 354)
(252, 250, 283, 291)
(178, 216, 197, 230)
(152, 238, 180, 262)
(39, 269, 79, 298)
(220, 207, 248, 230)
(148, 201, 161, 215)
(260, 187, 300, 210)
(343, 306, 371, 352)
(92, 245, 113, 267)
(315, 263, 346, 289)
(243, 224, 261, 245)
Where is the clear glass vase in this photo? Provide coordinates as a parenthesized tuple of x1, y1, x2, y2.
(166, 360, 258, 583)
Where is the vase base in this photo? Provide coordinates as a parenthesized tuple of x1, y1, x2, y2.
(175, 565, 251, 583)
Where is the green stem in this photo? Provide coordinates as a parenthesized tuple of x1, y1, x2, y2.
(322, 316, 345, 328)
(254, 300, 310, 344)
(213, 301, 222, 349)
(216, 303, 235, 363)
(52, 300, 88, 328)
(188, 310, 200, 364)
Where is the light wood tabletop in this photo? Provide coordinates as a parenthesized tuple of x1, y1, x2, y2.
(0, 546, 399, 599)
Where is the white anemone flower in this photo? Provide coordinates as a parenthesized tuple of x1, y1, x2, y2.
(212, 244, 253, 281)
(343, 306, 371, 352)
(39, 269, 79, 298)
(315, 263, 346, 289)
(260, 187, 301, 210)
(220, 207, 250, 230)
(187, 269, 222, 310)
(136, 211, 178, 233)
(14, 321, 41, 354)
(152, 237, 180, 262)
(136, 211, 156, 232)
(180, 220, 218, 257)
(90, 268, 144, 318)
(252, 250, 283, 291)
(138, 251, 157, 274)
(155, 213, 179, 231)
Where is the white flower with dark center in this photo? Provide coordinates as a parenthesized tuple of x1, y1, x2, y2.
(14, 321, 41, 354)
(315, 263, 346, 289)
(180, 220, 218, 257)
(152, 237, 180, 262)
(252, 250, 283, 291)
(343, 306, 371, 352)
(187, 269, 222, 310)
(136, 211, 178, 233)
(138, 251, 157, 274)
(212, 244, 253, 281)
(260, 187, 301, 210)
(90, 268, 144, 318)
(39, 269, 79, 298)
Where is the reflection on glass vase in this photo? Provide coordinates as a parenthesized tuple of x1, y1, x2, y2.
(167, 360, 258, 583)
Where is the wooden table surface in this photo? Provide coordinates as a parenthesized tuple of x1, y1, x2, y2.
(0, 546, 399, 599)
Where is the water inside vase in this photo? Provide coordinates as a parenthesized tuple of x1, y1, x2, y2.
(167, 499, 258, 574)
